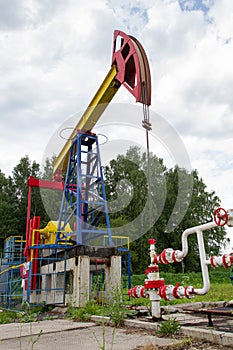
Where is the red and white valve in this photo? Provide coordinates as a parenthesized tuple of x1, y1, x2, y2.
(128, 209, 233, 319)
(209, 253, 233, 268)
(154, 248, 183, 265)
(128, 285, 146, 298)
(159, 283, 195, 301)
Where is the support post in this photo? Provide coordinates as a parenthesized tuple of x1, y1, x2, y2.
(73, 255, 90, 307)
(105, 255, 121, 300)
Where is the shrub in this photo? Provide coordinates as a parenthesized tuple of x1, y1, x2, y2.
(157, 317, 180, 335)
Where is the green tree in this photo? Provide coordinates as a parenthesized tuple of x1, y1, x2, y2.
(104, 146, 168, 273)
(0, 170, 19, 241)
(8, 156, 49, 235)
(40, 156, 63, 223)
(104, 146, 228, 273)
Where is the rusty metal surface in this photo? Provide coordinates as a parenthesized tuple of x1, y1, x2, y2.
(182, 306, 233, 316)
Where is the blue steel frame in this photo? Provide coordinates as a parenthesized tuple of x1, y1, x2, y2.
(57, 132, 114, 246)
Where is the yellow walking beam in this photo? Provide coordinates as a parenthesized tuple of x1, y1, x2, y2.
(53, 65, 119, 174)
(53, 30, 151, 175)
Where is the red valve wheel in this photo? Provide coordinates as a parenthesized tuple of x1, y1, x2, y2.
(214, 208, 228, 226)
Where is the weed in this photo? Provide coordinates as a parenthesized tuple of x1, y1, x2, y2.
(157, 317, 180, 336)
(18, 302, 53, 323)
(42, 315, 58, 320)
(106, 286, 126, 327)
(67, 299, 102, 321)
(19, 323, 43, 350)
(0, 309, 17, 324)
(92, 307, 116, 350)
(68, 306, 91, 321)
(85, 299, 103, 315)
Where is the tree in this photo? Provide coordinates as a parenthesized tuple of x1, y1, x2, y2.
(104, 146, 228, 273)
(0, 170, 19, 240)
(40, 156, 63, 223)
(0, 155, 64, 244)
(8, 156, 49, 235)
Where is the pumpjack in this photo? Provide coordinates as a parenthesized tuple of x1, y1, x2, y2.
(51, 29, 152, 247)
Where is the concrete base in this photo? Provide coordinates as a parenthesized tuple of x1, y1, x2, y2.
(27, 251, 122, 308)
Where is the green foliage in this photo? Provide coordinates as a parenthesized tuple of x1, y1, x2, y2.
(157, 317, 180, 335)
(68, 307, 92, 321)
(18, 303, 53, 323)
(19, 312, 39, 323)
(67, 300, 102, 321)
(0, 303, 57, 329)
(0, 170, 19, 239)
(0, 309, 17, 324)
(40, 155, 63, 222)
(0, 155, 61, 245)
(104, 146, 228, 274)
(106, 286, 126, 327)
(8, 156, 43, 234)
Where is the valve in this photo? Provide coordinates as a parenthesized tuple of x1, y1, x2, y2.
(154, 248, 183, 265)
(159, 283, 195, 301)
(214, 207, 228, 226)
(144, 279, 164, 290)
(128, 285, 146, 298)
(226, 209, 233, 227)
(210, 253, 233, 268)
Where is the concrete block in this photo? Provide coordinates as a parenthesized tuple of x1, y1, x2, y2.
(105, 255, 121, 300)
(73, 255, 90, 307)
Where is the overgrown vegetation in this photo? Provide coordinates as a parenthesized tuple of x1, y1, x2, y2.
(67, 299, 102, 321)
(0, 309, 17, 324)
(1, 269, 232, 325)
(157, 317, 180, 335)
(105, 286, 126, 327)
(0, 303, 54, 324)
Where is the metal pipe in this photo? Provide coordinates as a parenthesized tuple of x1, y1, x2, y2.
(180, 221, 217, 258)
(90, 257, 110, 265)
(193, 229, 210, 295)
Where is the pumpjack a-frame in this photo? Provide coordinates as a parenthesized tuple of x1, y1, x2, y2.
(57, 131, 114, 247)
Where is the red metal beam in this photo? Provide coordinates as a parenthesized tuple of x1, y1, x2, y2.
(24, 176, 64, 258)
(27, 176, 64, 190)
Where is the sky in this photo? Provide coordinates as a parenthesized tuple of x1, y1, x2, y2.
(0, 0, 233, 247)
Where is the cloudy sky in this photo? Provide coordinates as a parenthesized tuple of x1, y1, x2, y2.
(1, 0, 233, 245)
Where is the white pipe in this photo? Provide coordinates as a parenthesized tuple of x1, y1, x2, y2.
(148, 290, 161, 319)
(180, 221, 217, 258)
(193, 229, 210, 295)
